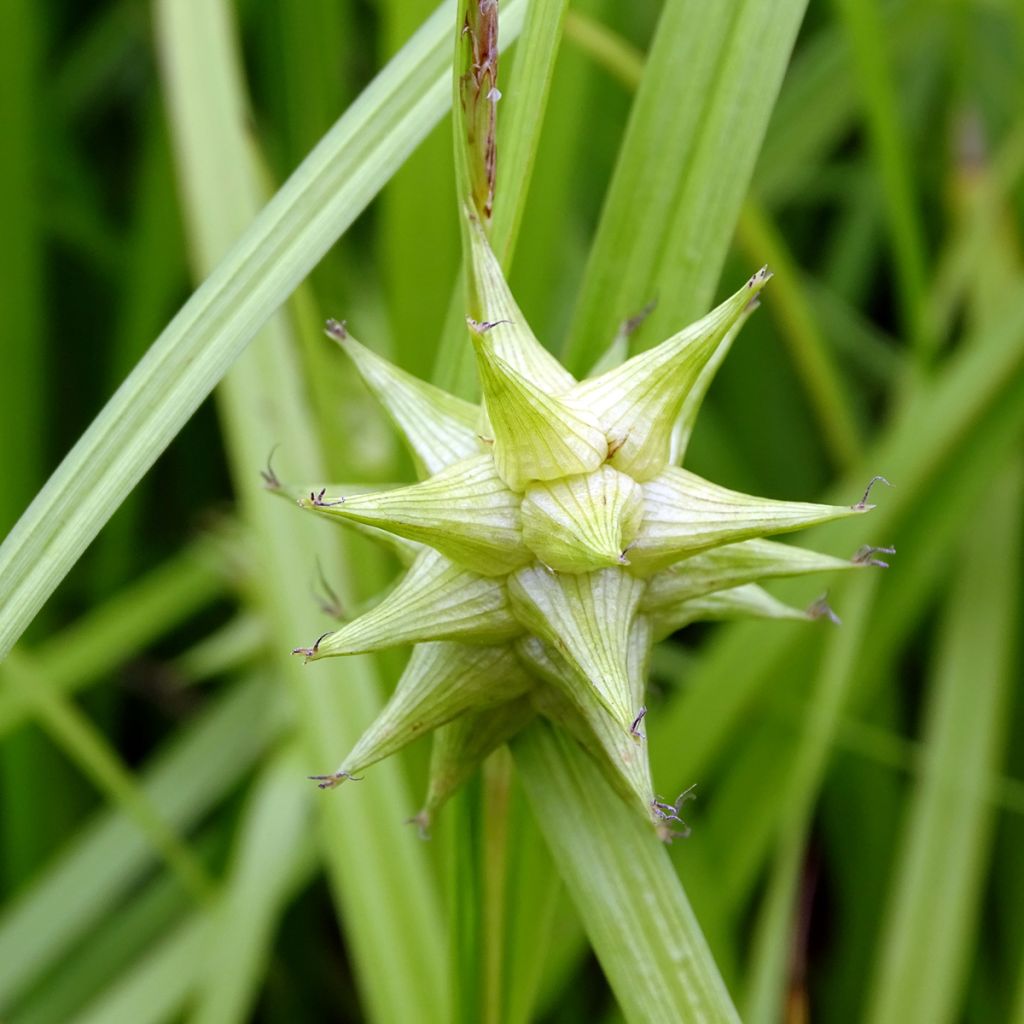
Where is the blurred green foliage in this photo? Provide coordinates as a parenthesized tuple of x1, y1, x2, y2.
(1, 0, 1023, 1021)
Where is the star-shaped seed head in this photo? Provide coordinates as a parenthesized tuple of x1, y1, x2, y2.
(284, 0, 888, 840)
(287, 215, 887, 840)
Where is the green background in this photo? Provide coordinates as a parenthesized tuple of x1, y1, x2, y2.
(1, 0, 1023, 1021)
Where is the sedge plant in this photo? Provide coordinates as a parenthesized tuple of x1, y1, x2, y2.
(6, 0, 984, 1020)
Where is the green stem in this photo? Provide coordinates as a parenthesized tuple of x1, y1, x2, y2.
(155, 2, 450, 1019)
(514, 722, 740, 1024)
(481, 748, 513, 1024)
(448, 779, 484, 1024)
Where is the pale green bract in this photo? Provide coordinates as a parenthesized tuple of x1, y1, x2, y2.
(285, 209, 883, 840)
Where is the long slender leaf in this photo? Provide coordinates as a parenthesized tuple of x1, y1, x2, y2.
(0, 675, 283, 1013)
(188, 748, 314, 1024)
(155, 2, 450, 1019)
(865, 463, 1022, 1024)
(0, 0, 50, 896)
(12, 832, 222, 1024)
(70, 916, 210, 1024)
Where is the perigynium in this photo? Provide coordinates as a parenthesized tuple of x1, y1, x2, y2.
(283, 207, 889, 840)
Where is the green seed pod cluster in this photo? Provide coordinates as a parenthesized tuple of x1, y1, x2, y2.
(291, 213, 885, 839)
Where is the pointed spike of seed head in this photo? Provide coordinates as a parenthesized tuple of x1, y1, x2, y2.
(297, 455, 530, 575)
(326, 322, 482, 477)
(573, 269, 772, 481)
(471, 337, 608, 491)
(628, 467, 875, 575)
(307, 549, 521, 659)
(421, 697, 536, 823)
(648, 583, 812, 641)
(641, 537, 863, 612)
(325, 642, 532, 782)
(463, 214, 576, 392)
(670, 310, 754, 465)
(291, 497, 424, 564)
(522, 638, 662, 832)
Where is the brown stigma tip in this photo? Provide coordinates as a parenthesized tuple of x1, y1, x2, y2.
(308, 770, 363, 790)
(854, 475, 893, 510)
(405, 812, 432, 841)
(292, 630, 332, 660)
(807, 595, 842, 626)
(630, 706, 647, 740)
(324, 318, 348, 341)
(853, 544, 896, 568)
(466, 316, 512, 334)
(259, 443, 282, 491)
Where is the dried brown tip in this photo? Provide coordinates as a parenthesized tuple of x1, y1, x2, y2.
(618, 299, 657, 340)
(406, 811, 432, 841)
(458, 0, 500, 221)
(312, 558, 345, 620)
(853, 475, 893, 511)
(292, 630, 332, 660)
(308, 770, 363, 790)
(466, 316, 512, 334)
(260, 444, 282, 491)
(324, 318, 348, 341)
(853, 544, 896, 568)
(807, 594, 842, 626)
(630, 706, 648, 740)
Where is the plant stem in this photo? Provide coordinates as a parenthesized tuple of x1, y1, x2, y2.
(514, 722, 740, 1024)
